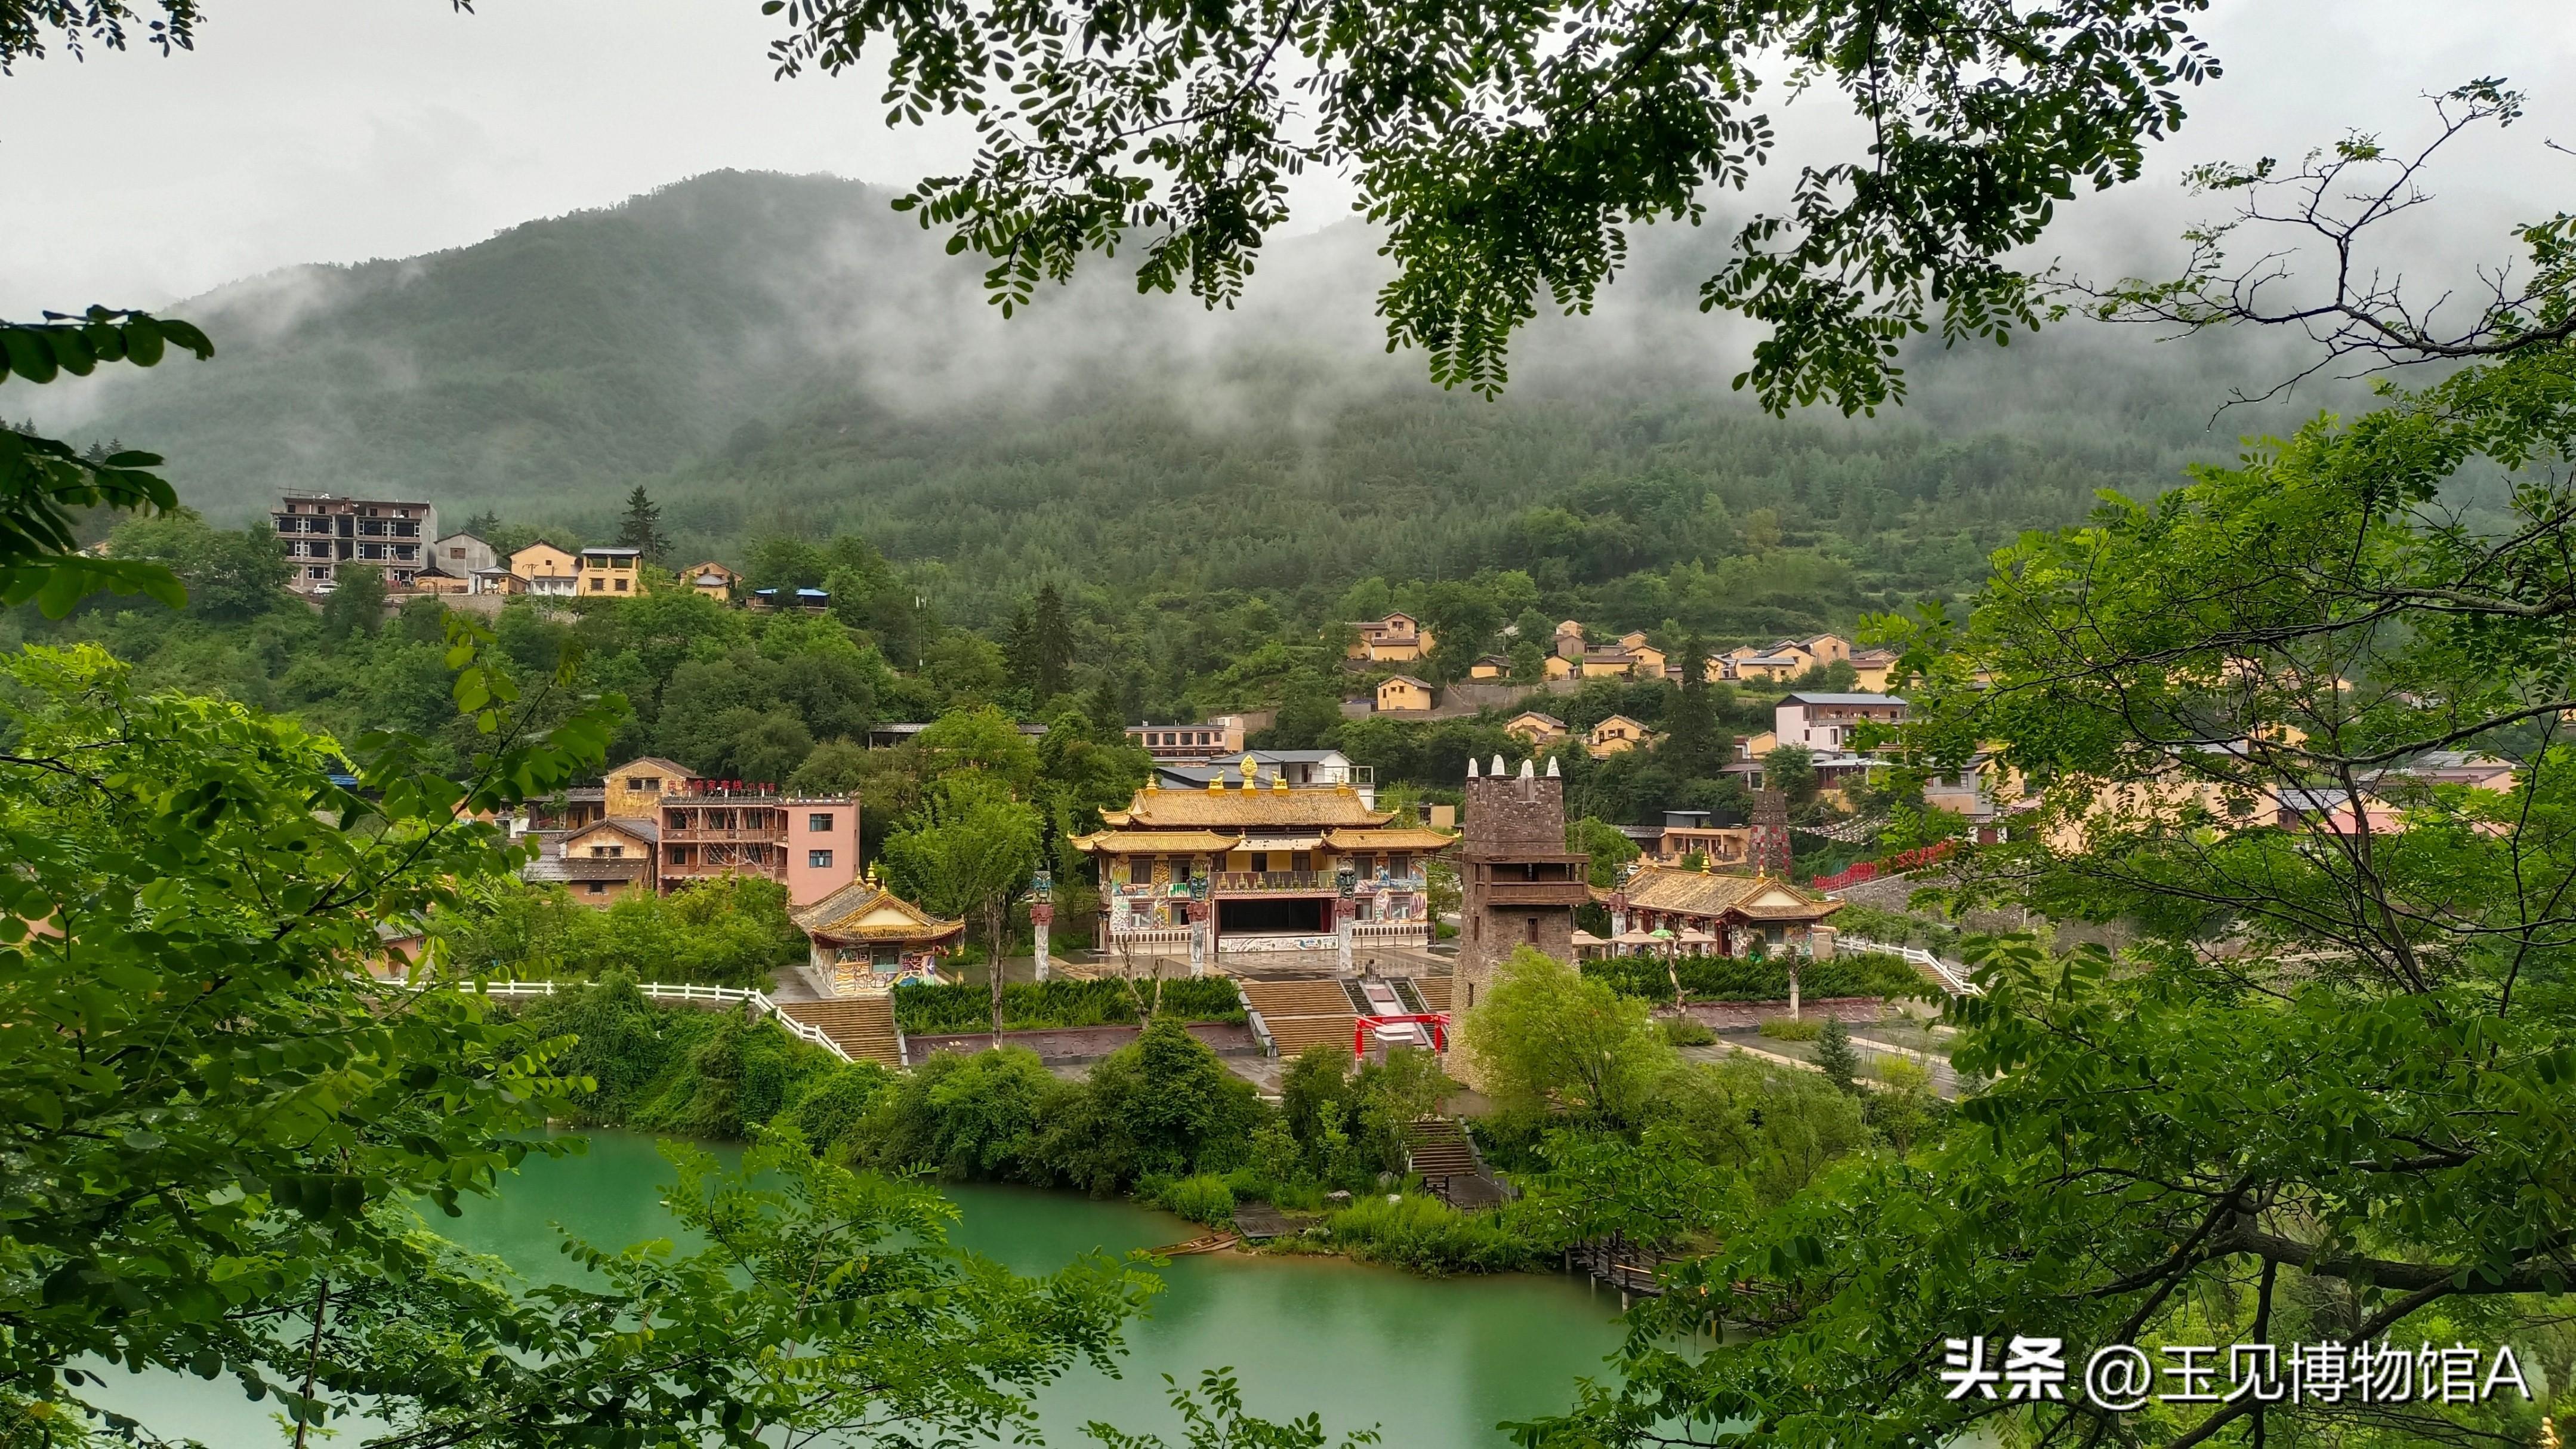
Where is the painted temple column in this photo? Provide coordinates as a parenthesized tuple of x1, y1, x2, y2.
(1187, 898, 1211, 977)
(1029, 868, 1053, 982)
(1335, 896, 1356, 975)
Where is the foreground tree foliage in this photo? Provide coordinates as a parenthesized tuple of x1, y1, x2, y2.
(1512, 134, 2576, 1447)
(768, 0, 2218, 408)
(0, 641, 1173, 1445)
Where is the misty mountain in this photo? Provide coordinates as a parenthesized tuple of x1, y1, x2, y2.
(34, 168, 2343, 630)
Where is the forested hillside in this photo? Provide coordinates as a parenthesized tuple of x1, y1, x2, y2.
(30, 169, 2337, 637)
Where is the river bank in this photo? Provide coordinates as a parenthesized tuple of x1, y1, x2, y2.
(92, 1128, 1628, 1448)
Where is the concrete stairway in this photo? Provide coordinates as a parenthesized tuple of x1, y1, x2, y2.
(776, 996, 903, 1067)
(1237, 978, 1359, 1058)
(1403, 1117, 1503, 1208)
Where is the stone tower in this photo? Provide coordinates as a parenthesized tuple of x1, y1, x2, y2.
(1750, 787, 1793, 877)
(1453, 756, 1591, 1025)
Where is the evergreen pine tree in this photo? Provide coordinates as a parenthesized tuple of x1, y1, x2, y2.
(461, 509, 501, 539)
(1814, 1013, 1861, 1095)
(1002, 605, 1037, 693)
(614, 485, 671, 559)
(1663, 633, 1717, 775)
(1029, 584, 1075, 701)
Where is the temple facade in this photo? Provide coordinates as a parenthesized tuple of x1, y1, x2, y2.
(791, 874, 964, 994)
(1072, 755, 1456, 957)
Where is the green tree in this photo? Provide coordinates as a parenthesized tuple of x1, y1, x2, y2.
(1810, 1013, 1859, 1094)
(104, 508, 287, 620)
(1659, 632, 1719, 777)
(1565, 816, 1639, 889)
(914, 702, 1042, 795)
(1761, 743, 1815, 804)
(613, 483, 670, 559)
(319, 563, 385, 640)
(1525, 97, 2576, 1449)
(1027, 583, 1075, 701)
(883, 775, 1045, 1038)
(1458, 947, 1675, 1128)
(770, 0, 2218, 409)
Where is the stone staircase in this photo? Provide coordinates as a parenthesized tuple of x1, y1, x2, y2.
(1236, 978, 1358, 1058)
(776, 996, 904, 1068)
(1403, 1117, 1503, 1208)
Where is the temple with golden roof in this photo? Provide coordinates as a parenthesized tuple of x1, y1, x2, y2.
(790, 871, 966, 994)
(1593, 862, 1843, 958)
(1072, 755, 1458, 954)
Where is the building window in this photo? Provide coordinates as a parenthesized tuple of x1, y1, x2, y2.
(627, 777, 651, 791)
(589, 846, 615, 858)
(1291, 851, 1312, 872)
(585, 881, 607, 895)
(809, 812, 834, 832)
(450, 547, 466, 559)
(1250, 852, 1269, 873)
(1525, 917, 1540, 944)
(1131, 859, 1153, 887)
(615, 578, 628, 592)
(808, 849, 834, 869)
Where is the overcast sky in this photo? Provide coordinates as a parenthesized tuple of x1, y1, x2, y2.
(0, 0, 2569, 317)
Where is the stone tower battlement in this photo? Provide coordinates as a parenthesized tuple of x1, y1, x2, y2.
(1448, 756, 1590, 1086)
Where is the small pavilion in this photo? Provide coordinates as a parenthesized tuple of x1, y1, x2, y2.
(1594, 863, 1842, 957)
(791, 873, 965, 994)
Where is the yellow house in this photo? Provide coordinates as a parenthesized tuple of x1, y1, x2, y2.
(1469, 653, 1510, 679)
(1800, 634, 1853, 664)
(605, 756, 695, 818)
(1735, 729, 1779, 762)
(683, 561, 739, 602)
(1849, 648, 1900, 691)
(578, 547, 644, 597)
(1587, 714, 1654, 758)
(508, 540, 578, 594)
(1376, 675, 1436, 713)
(1503, 710, 1568, 746)
(1616, 633, 1668, 676)
(1544, 654, 1579, 681)
(1347, 613, 1435, 662)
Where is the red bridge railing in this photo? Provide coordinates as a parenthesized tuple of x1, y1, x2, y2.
(1809, 840, 1954, 892)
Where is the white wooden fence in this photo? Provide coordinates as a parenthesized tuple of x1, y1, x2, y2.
(458, 979, 855, 1062)
(1838, 938, 1980, 997)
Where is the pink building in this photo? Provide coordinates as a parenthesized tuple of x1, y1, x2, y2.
(785, 800, 862, 907)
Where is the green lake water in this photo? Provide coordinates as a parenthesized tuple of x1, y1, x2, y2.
(95, 1129, 1631, 1446)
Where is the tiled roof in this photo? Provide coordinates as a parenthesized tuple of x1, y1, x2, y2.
(524, 856, 650, 883)
(791, 880, 964, 941)
(1780, 693, 1907, 707)
(1614, 865, 1840, 922)
(1069, 830, 1242, 854)
(1507, 711, 1567, 728)
(570, 816, 659, 846)
(1103, 786, 1393, 829)
(618, 756, 693, 776)
(1323, 827, 1458, 851)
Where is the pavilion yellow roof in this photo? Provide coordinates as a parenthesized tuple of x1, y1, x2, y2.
(791, 879, 965, 943)
(1068, 830, 1241, 855)
(1609, 865, 1841, 923)
(1100, 784, 1393, 830)
(1323, 827, 1459, 852)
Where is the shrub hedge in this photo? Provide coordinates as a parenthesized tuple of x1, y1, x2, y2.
(891, 976, 1246, 1034)
(1580, 951, 1938, 1004)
